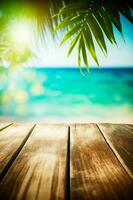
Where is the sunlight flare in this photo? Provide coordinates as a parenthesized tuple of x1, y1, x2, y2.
(8, 19, 34, 46)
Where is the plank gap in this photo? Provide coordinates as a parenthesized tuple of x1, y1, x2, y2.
(0, 124, 36, 182)
(65, 126, 70, 200)
(96, 123, 133, 180)
(0, 124, 67, 200)
(0, 123, 14, 132)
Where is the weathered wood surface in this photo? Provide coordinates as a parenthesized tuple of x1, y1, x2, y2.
(0, 124, 35, 180)
(70, 124, 133, 200)
(0, 125, 68, 200)
(0, 123, 132, 200)
(98, 124, 133, 179)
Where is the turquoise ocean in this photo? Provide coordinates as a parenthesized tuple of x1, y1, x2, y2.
(0, 67, 133, 123)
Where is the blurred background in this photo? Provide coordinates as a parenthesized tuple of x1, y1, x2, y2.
(0, 2, 133, 123)
(0, 67, 133, 123)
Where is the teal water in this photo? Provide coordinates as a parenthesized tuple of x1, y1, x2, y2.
(0, 67, 133, 122)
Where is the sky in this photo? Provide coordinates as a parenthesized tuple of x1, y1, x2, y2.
(30, 15, 133, 67)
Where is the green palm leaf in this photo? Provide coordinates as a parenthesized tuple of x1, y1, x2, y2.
(60, 24, 80, 45)
(55, 15, 82, 31)
(77, 35, 85, 75)
(67, 34, 80, 56)
(87, 14, 107, 54)
(81, 34, 89, 71)
(93, 9, 116, 44)
(0, 0, 132, 71)
(83, 27, 99, 66)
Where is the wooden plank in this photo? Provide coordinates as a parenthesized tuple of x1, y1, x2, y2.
(0, 125, 68, 200)
(70, 124, 133, 200)
(98, 123, 133, 179)
(0, 123, 35, 180)
(118, 124, 133, 135)
(0, 123, 13, 132)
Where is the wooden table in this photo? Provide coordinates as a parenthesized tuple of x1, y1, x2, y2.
(0, 123, 133, 200)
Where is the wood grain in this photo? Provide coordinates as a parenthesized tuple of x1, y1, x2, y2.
(98, 123, 133, 179)
(0, 123, 35, 179)
(118, 124, 133, 135)
(70, 124, 133, 200)
(0, 125, 68, 200)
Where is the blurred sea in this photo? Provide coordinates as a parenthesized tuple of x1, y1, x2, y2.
(0, 67, 133, 123)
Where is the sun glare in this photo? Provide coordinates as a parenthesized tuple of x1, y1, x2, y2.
(8, 19, 34, 46)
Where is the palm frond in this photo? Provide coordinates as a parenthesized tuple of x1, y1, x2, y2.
(54, 0, 133, 69)
(0, 0, 132, 70)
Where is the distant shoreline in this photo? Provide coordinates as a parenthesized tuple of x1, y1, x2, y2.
(27, 66, 133, 69)
(1, 66, 133, 70)
(0, 117, 133, 125)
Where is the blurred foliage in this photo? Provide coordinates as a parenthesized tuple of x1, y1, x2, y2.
(0, 0, 132, 71)
(0, 18, 34, 68)
(0, 43, 32, 68)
